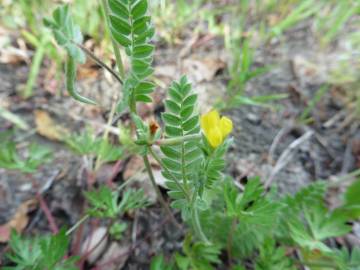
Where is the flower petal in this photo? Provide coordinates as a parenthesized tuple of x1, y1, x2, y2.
(201, 110, 220, 135)
(208, 127, 223, 148)
(220, 116, 233, 138)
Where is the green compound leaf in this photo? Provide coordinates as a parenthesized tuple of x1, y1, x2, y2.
(44, 5, 85, 63)
(84, 185, 148, 218)
(45, 5, 98, 105)
(160, 76, 203, 210)
(6, 229, 78, 270)
(0, 141, 52, 173)
(107, 0, 155, 111)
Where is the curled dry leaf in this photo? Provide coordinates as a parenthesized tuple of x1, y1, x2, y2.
(34, 110, 70, 141)
(0, 199, 37, 243)
(182, 56, 225, 83)
(97, 242, 131, 270)
(81, 226, 108, 264)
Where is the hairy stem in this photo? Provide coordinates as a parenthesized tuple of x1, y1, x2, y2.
(148, 146, 190, 201)
(191, 203, 210, 244)
(155, 133, 202, 146)
(190, 187, 209, 243)
(23, 36, 46, 98)
(143, 154, 181, 229)
(226, 218, 237, 265)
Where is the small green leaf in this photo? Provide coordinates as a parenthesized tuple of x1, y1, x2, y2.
(165, 100, 181, 114)
(182, 94, 197, 107)
(110, 15, 131, 35)
(165, 126, 183, 137)
(162, 113, 181, 126)
(345, 179, 360, 206)
(133, 16, 150, 34)
(108, 0, 129, 19)
(131, 0, 148, 19)
(182, 115, 198, 131)
(133, 44, 154, 58)
(111, 26, 131, 46)
(134, 26, 155, 43)
(135, 81, 155, 95)
(135, 94, 152, 103)
(132, 58, 149, 74)
(169, 87, 182, 103)
(163, 158, 181, 171)
(160, 146, 181, 159)
(180, 105, 194, 120)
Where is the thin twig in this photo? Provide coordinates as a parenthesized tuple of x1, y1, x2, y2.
(265, 130, 313, 189)
(66, 214, 89, 236)
(143, 154, 181, 229)
(74, 42, 123, 85)
(36, 192, 59, 234)
(268, 125, 295, 162)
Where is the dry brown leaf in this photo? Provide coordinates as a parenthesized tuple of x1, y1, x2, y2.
(97, 242, 131, 270)
(123, 156, 144, 180)
(81, 227, 108, 264)
(0, 199, 37, 243)
(34, 110, 70, 141)
(182, 56, 225, 83)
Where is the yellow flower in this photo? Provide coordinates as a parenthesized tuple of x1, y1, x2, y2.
(200, 110, 233, 148)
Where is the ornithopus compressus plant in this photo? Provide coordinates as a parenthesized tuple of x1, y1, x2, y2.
(3, 1, 360, 269)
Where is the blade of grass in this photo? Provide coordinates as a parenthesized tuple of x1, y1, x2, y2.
(322, 2, 357, 45)
(23, 36, 47, 98)
(300, 84, 329, 122)
(271, 0, 321, 37)
(0, 107, 30, 130)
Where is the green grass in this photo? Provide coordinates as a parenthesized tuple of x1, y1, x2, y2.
(299, 84, 330, 123)
(315, 1, 359, 46)
(0, 0, 106, 98)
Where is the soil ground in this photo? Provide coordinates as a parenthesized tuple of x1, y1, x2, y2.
(0, 9, 359, 269)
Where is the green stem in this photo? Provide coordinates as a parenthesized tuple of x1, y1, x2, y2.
(101, 0, 125, 79)
(189, 185, 209, 243)
(127, 0, 137, 112)
(155, 134, 202, 146)
(148, 146, 190, 202)
(23, 36, 46, 98)
(181, 142, 189, 192)
(191, 202, 210, 244)
(226, 218, 237, 265)
(143, 154, 181, 229)
(66, 214, 89, 236)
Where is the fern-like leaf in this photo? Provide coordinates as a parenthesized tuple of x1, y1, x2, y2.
(160, 76, 203, 209)
(108, 0, 155, 110)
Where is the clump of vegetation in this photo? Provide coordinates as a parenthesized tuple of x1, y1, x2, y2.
(1, 0, 360, 269)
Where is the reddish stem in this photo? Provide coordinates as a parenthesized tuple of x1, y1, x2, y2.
(36, 192, 59, 234)
(106, 160, 123, 188)
(92, 216, 172, 269)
